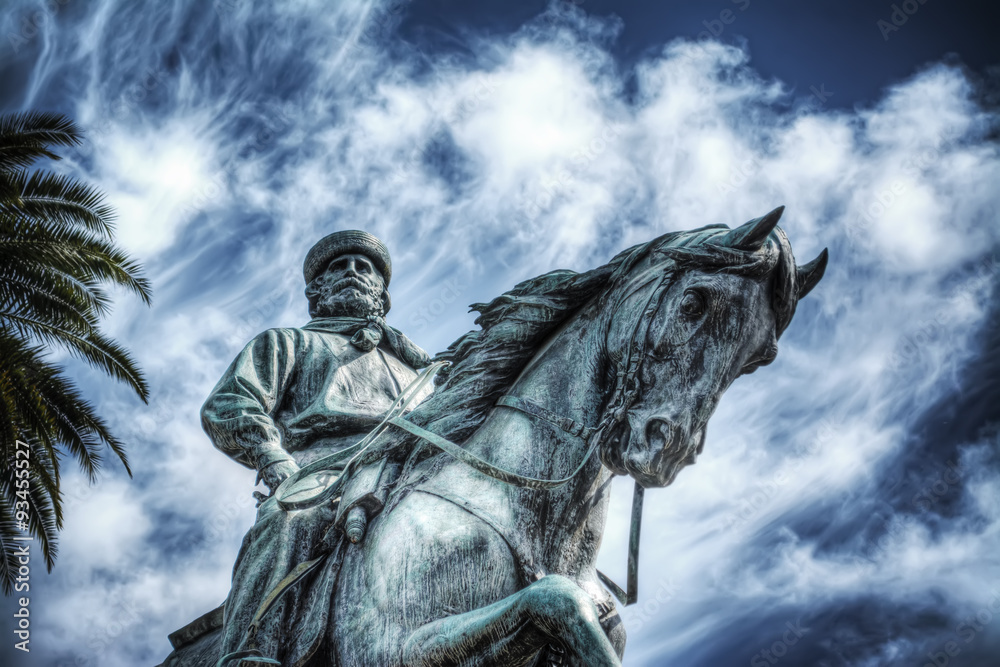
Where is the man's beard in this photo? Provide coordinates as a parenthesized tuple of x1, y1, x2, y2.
(307, 276, 384, 319)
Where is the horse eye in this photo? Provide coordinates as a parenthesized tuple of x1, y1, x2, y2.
(679, 289, 707, 317)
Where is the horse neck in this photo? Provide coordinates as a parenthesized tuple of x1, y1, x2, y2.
(461, 299, 616, 573)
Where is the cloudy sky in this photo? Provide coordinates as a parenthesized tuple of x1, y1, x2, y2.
(1, 1, 998, 665)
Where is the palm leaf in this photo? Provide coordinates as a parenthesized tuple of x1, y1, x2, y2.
(0, 110, 149, 594)
(0, 273, 101, 333)
(0, 170, 115, 237)
(0, 112, 81, 173)
(0, 219, 152, 305)
(0, 334, 127, 479)
(0, 254, 114, 318)
(0, 501, 23, 595)
(0, 312, 149, 402)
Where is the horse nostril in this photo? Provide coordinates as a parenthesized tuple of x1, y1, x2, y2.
(644, 418, 674, 450)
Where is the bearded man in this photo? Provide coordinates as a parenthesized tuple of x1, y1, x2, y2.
(200, 230, 432, 664)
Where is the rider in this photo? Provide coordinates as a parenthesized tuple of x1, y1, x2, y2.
(200, 229, 432, 664)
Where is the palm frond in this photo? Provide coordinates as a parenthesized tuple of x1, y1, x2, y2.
(0, 313, 150, 402)
(0, 145, 61, 172)
(0, 501, 24, 595)
(0, 109, 149, 594)
(0, 220, 152, 305)
(0, 273, 101, 333)
(0, 440, 61, 570)
(0, 333, 127, 479)
(0, 112, 81, 173)
(0, 255, 114, 318)
(0, 170, 115, 236)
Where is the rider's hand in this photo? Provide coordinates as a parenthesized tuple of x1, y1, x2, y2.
(260, 459, 300, 493)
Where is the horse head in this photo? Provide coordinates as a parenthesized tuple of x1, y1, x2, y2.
(598, 206, 828, 488)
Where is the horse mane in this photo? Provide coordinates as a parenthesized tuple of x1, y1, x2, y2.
(392, 222, 799, 451)
(406, 255, 624, 443)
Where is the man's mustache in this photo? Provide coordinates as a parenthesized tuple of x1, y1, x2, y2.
(329, 277, 372, 292)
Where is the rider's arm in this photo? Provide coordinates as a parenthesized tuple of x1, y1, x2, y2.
(200, 328, 298, 473)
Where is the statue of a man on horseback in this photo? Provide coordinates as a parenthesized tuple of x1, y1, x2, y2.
(159, 207, 828, 667)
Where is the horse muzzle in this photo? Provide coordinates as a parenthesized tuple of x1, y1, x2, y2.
(622, 417, 702, 488)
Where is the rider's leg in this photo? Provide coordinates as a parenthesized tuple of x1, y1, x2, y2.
(220, 496, 336, 660)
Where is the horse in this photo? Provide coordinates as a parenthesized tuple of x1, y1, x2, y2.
(322, 207, 827, 666)
(158, 207, 827, 667)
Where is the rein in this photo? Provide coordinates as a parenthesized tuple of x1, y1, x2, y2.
(388, 398, 599, 491)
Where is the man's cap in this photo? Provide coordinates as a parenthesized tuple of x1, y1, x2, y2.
(303, 230, 392, 285)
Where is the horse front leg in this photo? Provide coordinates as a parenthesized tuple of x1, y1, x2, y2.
(402, 573, 622, 667)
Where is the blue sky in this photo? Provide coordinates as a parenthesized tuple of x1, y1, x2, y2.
(1, 1, 998, 665)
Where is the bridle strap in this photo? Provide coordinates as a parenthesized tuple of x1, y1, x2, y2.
(597, 483, 644, 606)
(583, 268, 672, 607)
(388, 415, 602, 491)
(496, 395, 595, 441)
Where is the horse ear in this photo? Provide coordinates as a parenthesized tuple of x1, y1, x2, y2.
(716, 205, 784, 251)
(796, 248, 829, 299)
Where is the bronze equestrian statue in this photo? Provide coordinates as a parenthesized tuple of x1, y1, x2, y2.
(159, 207, 827, 667)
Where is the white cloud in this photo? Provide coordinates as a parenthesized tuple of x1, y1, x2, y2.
(93, 119, 221, 255)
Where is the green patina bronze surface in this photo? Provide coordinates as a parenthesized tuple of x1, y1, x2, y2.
(159, 210, 827, 667)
